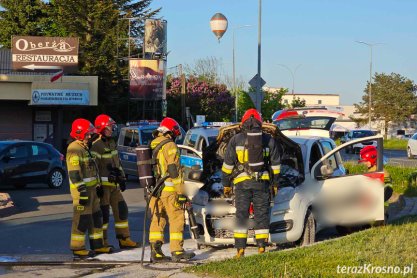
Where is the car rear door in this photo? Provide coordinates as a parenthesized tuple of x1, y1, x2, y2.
(1, 143, 30, 184)
(28, 143, 51, 182)
(310, 135, 385, 226)
(118, 128, 139, 176)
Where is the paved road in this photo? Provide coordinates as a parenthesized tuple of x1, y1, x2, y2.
(341, 149, 417, 167)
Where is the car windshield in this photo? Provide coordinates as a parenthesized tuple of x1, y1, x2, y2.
(0, 143, 11, 152)
(352, 130, 374, 138)
(274, 116, 334, 130)
(140, 129, 155, 145)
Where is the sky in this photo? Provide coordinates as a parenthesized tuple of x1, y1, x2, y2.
(149, 0, 417, 105)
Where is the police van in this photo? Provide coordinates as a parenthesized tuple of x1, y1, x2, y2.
(117, 121, 185, 177)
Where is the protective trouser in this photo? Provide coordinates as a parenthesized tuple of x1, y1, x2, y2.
(149, 191, 185, 253)
(100, 185, 130, 244)
(234, 180, 270, 249)
(70, 186, 104, 250)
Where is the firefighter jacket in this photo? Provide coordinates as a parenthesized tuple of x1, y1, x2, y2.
(150, 133, 184, 194)
(67, 140, 100, 190)
(221, 131, 281, 187)
(90, 135, 125, 186)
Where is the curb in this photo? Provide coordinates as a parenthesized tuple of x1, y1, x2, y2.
(0, 192, 17, 218)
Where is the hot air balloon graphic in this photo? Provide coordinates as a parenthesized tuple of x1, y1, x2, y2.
(210, 13, 228, 42)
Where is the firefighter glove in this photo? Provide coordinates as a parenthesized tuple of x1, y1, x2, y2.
(119, 178, 126, 192)
(223, 186, 232, 198)
(79, 190, 89, 206)
(96, 185, 104, 198)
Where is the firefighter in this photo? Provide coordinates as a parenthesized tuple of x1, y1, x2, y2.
(222, 109, 281, 258)
(67, 118, 113, 259)
(90, 114, 139, 249)
(359, 146, 393, 205)
(149, 117, 195, 262)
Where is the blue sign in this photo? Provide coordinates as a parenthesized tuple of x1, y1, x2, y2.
(31, 89, 89, 105)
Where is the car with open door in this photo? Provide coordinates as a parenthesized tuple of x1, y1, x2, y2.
(180, 124, 385, 248)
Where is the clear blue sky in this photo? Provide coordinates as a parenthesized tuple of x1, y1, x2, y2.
(149, 0, 417, 105)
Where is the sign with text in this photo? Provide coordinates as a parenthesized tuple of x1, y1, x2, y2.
(30, 89, 89, 105)
(129, 59, 164, 100)
(12, 36, 79, 73)
(144, 19, 167, 55)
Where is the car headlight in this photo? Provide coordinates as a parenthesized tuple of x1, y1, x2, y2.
(192, 190, 209, 206)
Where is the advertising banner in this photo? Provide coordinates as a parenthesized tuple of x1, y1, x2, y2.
(144, 19, 167, 55)
(11, 36, 79, 73)
(129, 59, 164, 100)
(30, 89, 89, 105)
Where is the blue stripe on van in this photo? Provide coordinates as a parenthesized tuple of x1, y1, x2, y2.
(180, 155, 203, 168)
(119, 151, 137, 163)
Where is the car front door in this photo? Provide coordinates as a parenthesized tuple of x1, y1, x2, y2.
(178, 145, 204, 198)
(1, 144, 30, 185)
(311, 135, 385, 227)
(28, 144, 51, 182)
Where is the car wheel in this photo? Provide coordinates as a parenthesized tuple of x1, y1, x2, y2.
(13, 183, 27, 189)
(298, 209, 315, 247)
(407, 147, 413, 159)
(48, 168, 65, 188)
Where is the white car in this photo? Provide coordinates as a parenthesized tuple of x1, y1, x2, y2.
(180, 123, 385, 248)
(406, 133, 417, 159)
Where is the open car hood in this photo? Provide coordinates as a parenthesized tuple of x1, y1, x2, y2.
(202, 123, 305, 185)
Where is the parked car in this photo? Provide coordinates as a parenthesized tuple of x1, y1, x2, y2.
(117, 121, 185, 177)
(406, 133, 417, 159)
(181, 123, 385, 248)
(344, 129, 376, 154)
(0, 141, 66, 189)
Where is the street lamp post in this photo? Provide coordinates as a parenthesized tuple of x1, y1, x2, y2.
(355, 41, 382, 129)
(233, 25, 251, 121)
(276, 64, 302, 97)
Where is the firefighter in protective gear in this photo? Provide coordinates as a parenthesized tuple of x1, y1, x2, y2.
(149, 117, 195, 262)
(359, 146, 393, 204)
(90, 114, 139, 249)
(67, 118, 113, 259)
(222, 109, 281, 258)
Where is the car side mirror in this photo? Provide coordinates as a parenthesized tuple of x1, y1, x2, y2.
(320, 163, 334, 178)
(188, 170, 202, 181)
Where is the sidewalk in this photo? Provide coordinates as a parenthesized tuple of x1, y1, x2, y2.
(0, 192, 16, 218)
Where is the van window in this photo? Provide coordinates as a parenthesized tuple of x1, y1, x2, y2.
(140, 129, 154, 145)
(187, 133, 198, 148)
(123, 129, 139, 147)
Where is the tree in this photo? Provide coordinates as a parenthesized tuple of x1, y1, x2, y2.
(290, 97, 306, 108)
(0, 0, 50, 48)
(184, 56, 223, 84)
(354, 72, 417, 136)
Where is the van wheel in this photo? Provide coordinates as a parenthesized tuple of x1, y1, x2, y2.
(48, 168, 65, 189)
(298, 209, 316, 247)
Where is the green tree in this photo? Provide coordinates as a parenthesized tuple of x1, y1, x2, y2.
(290, 97, 306, 108)
(354, 72, 417, 136)
(0, 0, 50, 48)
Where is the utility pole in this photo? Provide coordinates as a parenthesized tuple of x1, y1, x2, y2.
(256, 0, 262, 111)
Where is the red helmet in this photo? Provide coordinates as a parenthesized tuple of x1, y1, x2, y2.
(95, 114, 116, 134)
(70, 119, 95, 140)
(359, 146, 377, 166)
(159, 117, 181, 137)
(241, 108, 262, 124)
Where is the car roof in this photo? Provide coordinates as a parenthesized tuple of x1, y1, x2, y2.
(186, 126, 220, 137)
(122, 125, 158, 130)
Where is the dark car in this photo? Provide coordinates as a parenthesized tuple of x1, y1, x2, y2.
(0, 141, 66, 189)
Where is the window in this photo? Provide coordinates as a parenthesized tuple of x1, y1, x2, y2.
(318, 100, 322, 104)
(123, 129, 138, 147)
(140, 129, 154, 145)
(320, 141, 337, 171)
(309, 143, 322, 172)
(7, 145, 28, 159)
(31, 145, 49, 156)
(351, 130, 374, 139)
(188, 134, 198, 148)
(284, 99, 289, 104)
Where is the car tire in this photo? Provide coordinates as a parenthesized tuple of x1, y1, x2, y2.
(298, 209, 315, 247)
(48, 168, 65, 189)
(13, 183, 27, 189)
(407, 147, 413, 159)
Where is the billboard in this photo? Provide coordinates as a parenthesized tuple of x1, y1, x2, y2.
(129, 59, 164, 100)
(11, 36, 79, 73)
(144, 19, 167, 55)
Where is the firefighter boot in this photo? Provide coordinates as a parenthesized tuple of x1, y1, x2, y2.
(258, 247, 266, 254)
(94, 246, 114, 254)
(235, 248, 245, 258)
(73, 249, 95, 260)
(103, 239, 114, 249)
(171, 250, 196, 262)
(151, 241, 170, 262)
(119, 237, 140, 249)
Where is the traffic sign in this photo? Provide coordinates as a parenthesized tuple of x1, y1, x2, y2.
(248, 73, 266, 89)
